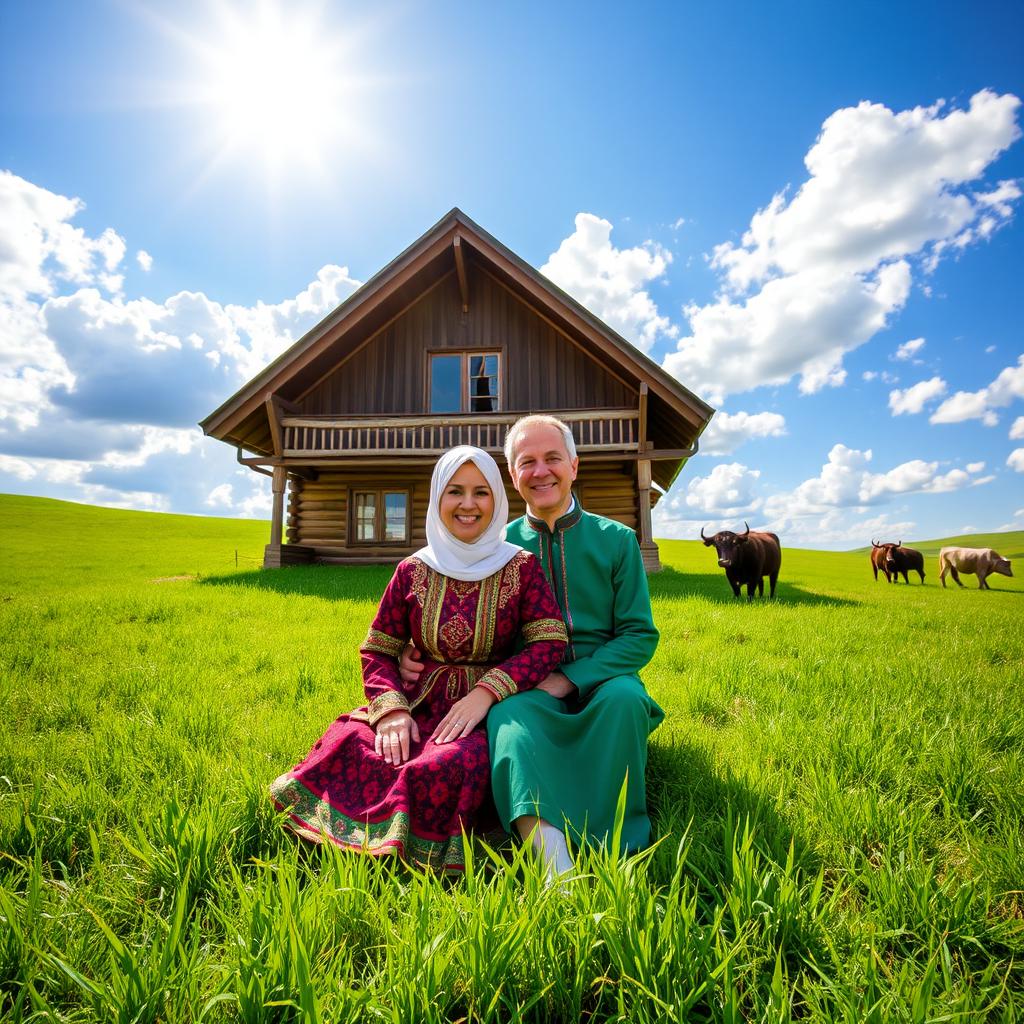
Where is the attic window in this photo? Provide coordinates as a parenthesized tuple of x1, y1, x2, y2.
(429, 351, 501, 413)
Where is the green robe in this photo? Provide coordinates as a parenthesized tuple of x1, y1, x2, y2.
(488, 500, 664, 852)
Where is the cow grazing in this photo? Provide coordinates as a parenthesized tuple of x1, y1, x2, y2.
(938, 547, 1014, 590)
(701, 522, 782, 600)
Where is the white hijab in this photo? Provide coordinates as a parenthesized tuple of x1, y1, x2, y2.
(415, 445, 521, 582)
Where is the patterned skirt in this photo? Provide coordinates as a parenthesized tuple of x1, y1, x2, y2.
(269, 671, 491, 872)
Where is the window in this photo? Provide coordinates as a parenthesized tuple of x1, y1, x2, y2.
(429, 351, 501, 413)
(351, 489, 410, 544)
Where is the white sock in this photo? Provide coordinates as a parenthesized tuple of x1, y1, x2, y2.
(532, 820, 574, 879)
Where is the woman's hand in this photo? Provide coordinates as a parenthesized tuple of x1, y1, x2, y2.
(375, 710, 420, 765)
(433, 687, 497, 745)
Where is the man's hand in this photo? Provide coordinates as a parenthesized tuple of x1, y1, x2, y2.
(535, 672, 577, 699)
(374, 710, 421, 765)
(433, 687, 497, 745)
(399, 643, 425, 684)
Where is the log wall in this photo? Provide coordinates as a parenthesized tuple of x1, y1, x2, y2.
(285, 460, 642, 562)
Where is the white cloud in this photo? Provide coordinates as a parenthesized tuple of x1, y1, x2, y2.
(541, 213, 676, 352)
(1010, 416, 1024, 440)
(862, 370, 877, 381)
(930, 354, 1024, 425)
(665, 260, 911, 404)
(675, 462, 763, 519)
(0, 453, 36, 480)
(894, 337, 925, 361)
(779, 509, 918, 551)
(0, 171, 359, 518)
(206, 483, 234, 507)
(888, 375, 947, 415)
(670, 217, 686, 230)
(1008, 449, 1024, 472)
(759, 444, 986, 523)
(662, 91, 1022, 404)
(136, 250, 153, 272)
(986, 345, 996, 354)
(699, 409, 786, 455)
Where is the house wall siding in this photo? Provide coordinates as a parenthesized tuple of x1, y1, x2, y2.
(300, 268, 635, 416)
(286, 461, 639, 559)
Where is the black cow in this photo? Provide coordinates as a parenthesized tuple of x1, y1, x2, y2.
(701, 522, 782, 600)
(883, 541, 925, 584)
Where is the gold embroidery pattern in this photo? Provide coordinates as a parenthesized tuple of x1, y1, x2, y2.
(477, 668, 516, 701)
(440, 614, 473, 654)
(470, 569, 503, 662)
(360, 628, 405, 658)
(450, 579, 477, 599)
(409, 558, 429, 605)
(446, 664, 490, 700)
(409, 665, 444, 714)
(270, 782, 468, 871)
(419, 568, 446, 661)
(367, 690, 411, 725)
(497, 550, 528, 610)
(521, 618, 568, 644)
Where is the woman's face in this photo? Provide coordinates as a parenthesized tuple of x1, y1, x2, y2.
(439, 461, 494, 543)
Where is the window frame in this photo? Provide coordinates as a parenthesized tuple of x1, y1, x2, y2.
(426, 348, 504, 414)
(348, 487, 411, 546)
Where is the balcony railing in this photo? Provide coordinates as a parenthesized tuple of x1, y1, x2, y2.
(280, 409, 639, 457)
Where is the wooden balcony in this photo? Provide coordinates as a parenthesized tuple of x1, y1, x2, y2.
(279, 408, 640, 458)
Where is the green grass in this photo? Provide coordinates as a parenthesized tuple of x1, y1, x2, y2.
(1, 494, 1022, 1022)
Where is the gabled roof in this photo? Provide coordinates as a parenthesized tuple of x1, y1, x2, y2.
(200, 207, 714, 461)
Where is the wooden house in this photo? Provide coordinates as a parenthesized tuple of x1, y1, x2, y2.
(200, 209, 714, 572)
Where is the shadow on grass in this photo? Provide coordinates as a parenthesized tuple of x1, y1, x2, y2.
(650, 567, 860, 607)
(646, 732, 817, 890)
(199, 564, 394, 603)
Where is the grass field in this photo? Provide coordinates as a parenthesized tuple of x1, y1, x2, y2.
(1, 493, 1022, 1022)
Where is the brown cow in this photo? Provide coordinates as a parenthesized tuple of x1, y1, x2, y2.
(870, 540, 893, 582)
(938, 547, 1014, 590)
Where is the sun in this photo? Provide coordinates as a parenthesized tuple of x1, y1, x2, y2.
(187, 2, 367, 184)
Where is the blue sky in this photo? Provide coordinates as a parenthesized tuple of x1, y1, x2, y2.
(1, 0, 1022, 548)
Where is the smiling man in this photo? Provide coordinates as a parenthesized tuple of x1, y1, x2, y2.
(488, 413, 664, 876)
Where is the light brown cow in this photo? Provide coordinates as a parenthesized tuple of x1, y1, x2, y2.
(938, 547, 1014, 590)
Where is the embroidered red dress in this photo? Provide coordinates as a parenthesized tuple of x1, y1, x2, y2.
(269, 550, 566, 871)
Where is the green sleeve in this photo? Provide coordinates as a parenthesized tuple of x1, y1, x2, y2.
(560, 528, 659, 698)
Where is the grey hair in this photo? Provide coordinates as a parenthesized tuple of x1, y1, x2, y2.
(503, 414, 577, 466)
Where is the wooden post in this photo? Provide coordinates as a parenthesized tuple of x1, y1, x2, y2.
(636, 458, 661, 573)
(270, 465, 286, 547)
(638, 381, 648, 451)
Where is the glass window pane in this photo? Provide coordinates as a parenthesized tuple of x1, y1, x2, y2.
(384, 492, 407, 541)
(430, 355, 462, 412)
(468, 352, 499, 412)
(355, 492, 376, 541)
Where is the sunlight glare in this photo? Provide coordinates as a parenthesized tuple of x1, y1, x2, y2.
(195, 2, 359, 181)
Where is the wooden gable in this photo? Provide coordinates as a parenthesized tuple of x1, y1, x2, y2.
(299, 266, 635, 417)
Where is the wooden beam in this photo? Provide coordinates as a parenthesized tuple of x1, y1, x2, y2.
(265, 394, 283, 457)
(453, 234, 469, 313)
